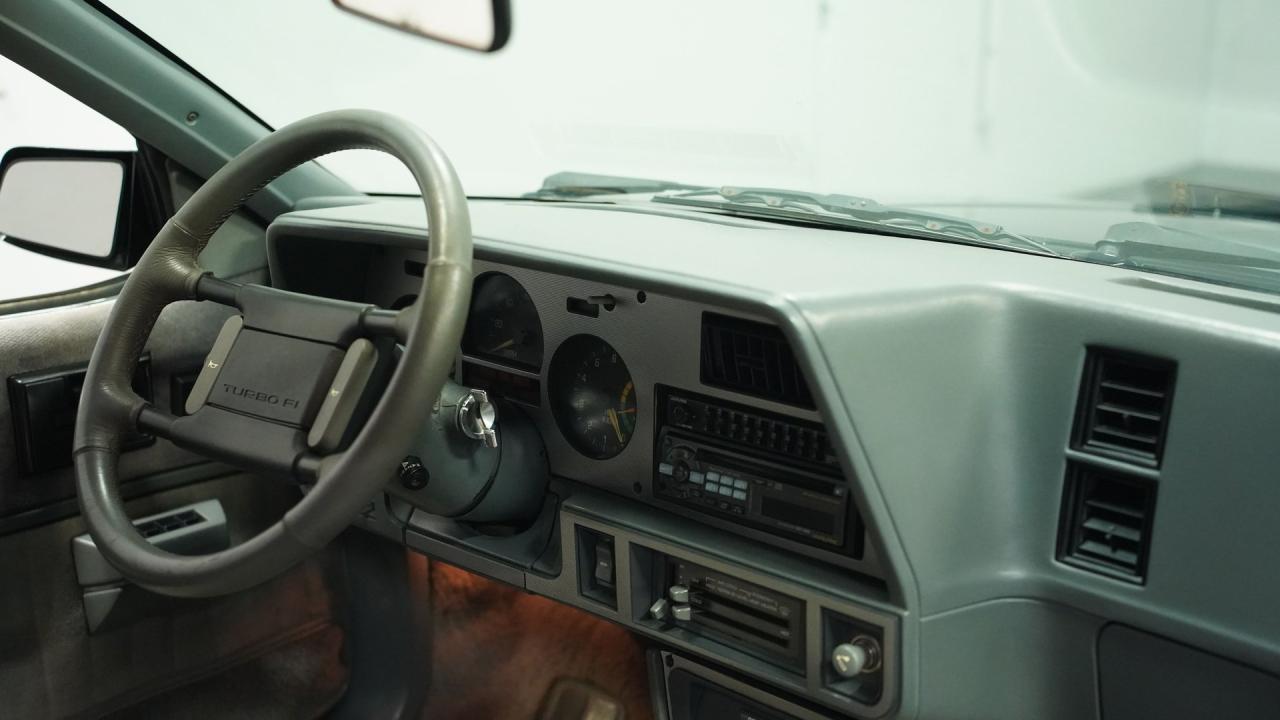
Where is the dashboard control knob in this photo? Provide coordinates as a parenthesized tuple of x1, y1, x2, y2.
(831, 643, 867, 678)
(457, 388, 499, 448)
(398, 455, 429, 490)
(831, 636, 881, 678)
(672, 604, 693, 622)
(672, 462, 690, 483)
(669, 584, 690, 603)
(648, 598, 670, 620)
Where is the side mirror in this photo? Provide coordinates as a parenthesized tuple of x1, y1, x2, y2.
(333, 0, 511, 52)
(0, 148, 161, 270)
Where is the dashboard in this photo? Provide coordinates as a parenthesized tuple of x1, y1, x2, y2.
(266, 197, 1280, 720)
(362, 251, 881, 578)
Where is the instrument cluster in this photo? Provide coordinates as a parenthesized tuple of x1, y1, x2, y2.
(462, 272, 637, 460)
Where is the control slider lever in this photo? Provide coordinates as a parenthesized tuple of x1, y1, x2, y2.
(668, 584, 691, 603)
(648, 598, 670, 621)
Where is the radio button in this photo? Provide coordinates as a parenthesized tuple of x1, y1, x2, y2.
(733, 478, 748, 490)
(689, 471, 705, 484)
(704, 481, 718, 492)
(718, 486, 734, 497)
(706, 471, 721, 482)
(658, 462, 674, 476)
(732, 489, 747, 501)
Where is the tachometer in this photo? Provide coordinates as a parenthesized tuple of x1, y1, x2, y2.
(548, 334, 637, 459)
(463, 273, 544, 369)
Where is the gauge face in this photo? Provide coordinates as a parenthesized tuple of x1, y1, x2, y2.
(549, 334, 638, 459)
(463, 273, 544, 369)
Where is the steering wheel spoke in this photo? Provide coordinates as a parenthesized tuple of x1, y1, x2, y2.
(138, 405, 322, 481)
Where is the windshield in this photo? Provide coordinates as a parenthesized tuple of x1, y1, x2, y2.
(108, 0, 1280, 287)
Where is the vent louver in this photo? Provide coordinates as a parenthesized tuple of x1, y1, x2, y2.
(1075, 350, 1176, 466)
(701, 313, 815, 409)
(1058, 464, 1156, 583)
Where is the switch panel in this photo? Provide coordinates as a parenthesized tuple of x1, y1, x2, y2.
(8, 354, 153, 474)
(576, 526, 618, 609)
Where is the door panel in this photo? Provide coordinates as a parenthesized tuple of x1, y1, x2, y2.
(0, 473, 347, 718)
(0, 292, 350, 718)
(0, 297, 232, 519)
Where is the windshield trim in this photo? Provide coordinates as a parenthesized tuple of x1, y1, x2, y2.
(89, 0, 275, 133)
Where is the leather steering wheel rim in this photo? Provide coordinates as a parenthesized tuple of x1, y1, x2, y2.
(73, 110, 472, 598)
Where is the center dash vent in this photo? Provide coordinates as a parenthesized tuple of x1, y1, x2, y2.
(1058, 464, 1156, 583)
(1074, 349, 1176, 466)
(701, 312, 815, 409)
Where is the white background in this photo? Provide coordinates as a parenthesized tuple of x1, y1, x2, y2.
(3, 0, 1280, 301)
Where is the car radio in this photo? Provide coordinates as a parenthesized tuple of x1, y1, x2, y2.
(653, 386, 862, 558)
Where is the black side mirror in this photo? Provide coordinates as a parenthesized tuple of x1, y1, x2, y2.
(0, 147, 165, 270)
(333, 0, 511, 52)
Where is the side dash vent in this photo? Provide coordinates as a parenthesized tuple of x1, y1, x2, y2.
(701, 312, 815, 409)
(1074, 349, 1176, 466)
(1058, 464, 1156, 583)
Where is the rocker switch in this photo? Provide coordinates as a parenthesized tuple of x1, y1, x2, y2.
(593, 539, 615, 588)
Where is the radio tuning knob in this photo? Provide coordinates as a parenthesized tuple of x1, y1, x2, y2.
(672, 462, 690, 483)
(671, 404, 689, 425)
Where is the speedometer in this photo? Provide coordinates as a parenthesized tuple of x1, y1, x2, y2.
(462, 272, 544, 370)
(548, 334, 637, 459)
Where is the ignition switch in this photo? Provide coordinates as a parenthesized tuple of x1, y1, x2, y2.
(457, 388, 498, 448)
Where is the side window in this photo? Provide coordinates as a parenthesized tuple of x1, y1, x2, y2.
(0, 54, 137, 302)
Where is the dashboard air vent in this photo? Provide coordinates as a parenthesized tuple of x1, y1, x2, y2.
(1075, 349, 1176, 466)
(701, 313, 815, 409)
(1058, 464, 1156, 583)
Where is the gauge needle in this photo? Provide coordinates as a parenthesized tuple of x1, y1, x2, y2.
(606, 408, 625, 443)
(487, 339, 515, 353)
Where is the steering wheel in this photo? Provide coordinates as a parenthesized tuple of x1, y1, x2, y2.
(73, 110, 472, 598)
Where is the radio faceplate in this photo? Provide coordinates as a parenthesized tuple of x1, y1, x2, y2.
(654, 386, 863, 559)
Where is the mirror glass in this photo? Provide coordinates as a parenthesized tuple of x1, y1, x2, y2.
(334, 0, 508, 52)
(0, 158, 125, 259)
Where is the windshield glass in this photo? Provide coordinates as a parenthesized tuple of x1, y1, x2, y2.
(108, 0, 1280, 288)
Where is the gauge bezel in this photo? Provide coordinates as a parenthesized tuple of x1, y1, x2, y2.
(461, 271, 545, 371)
(547, 333, 638, 460)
